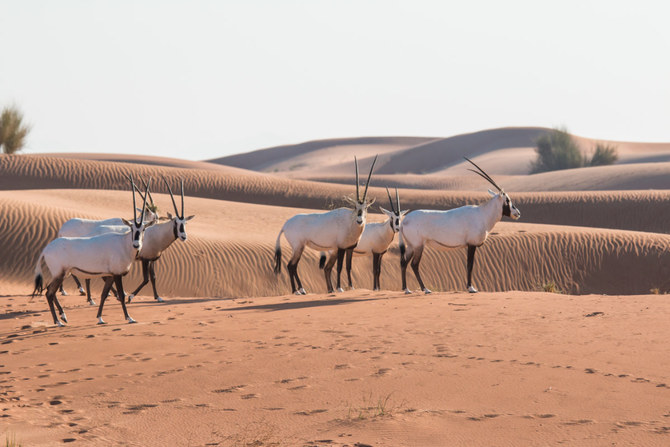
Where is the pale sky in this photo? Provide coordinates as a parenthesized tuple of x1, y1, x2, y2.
(1, 0, 668, 161)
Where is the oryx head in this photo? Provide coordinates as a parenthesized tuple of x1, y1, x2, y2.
(380, 187, 409, 233)
(345, 155, 378, 225)
(163, 176, 195, 241)
(122, 174, 155, 250)
(127, 174, 159, 224)
(464, 157, 521, 220)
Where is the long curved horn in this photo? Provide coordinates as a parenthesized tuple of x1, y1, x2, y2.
(464, 157, 503, 192)
(162, 176, 180, 217)
(139, 177, 152, 224)
(361, 154, 378, 203)
(386, 187, 396, 214)
(138, 174, 155, 208)
(129, 174, 138, 224)
(354, 156, 360, 203)
(395, 187, 400, 214)
(180, 178, 184, 219)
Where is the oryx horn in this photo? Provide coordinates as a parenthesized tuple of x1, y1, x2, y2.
(361, 154, 378, 203)
(162, 176, 183, 219)
(463, 157, 503, 192)
(386, 187, 397, 214)
(354, 156, 360, 203)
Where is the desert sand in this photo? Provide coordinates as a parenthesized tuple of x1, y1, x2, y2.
(2, 127, 670, 446)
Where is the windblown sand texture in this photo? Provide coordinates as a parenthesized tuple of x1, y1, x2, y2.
(2, 127, 670, 446)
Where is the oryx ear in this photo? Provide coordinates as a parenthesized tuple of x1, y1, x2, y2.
(400, 209, 410, 216)
(488, 189, 497, 197)
(380, 207, 394, 218)
(167, 212, 174, 219)
(145, 220, 157, 228)
(366, 197, 376, 207)
(185, 215, 195, 221)
(121, 218, 133, 227)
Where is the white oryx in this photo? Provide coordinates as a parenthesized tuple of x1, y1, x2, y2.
(32, 176, 154, 326)
(57, 176, 158, 300)
(126, 177, 195, 303)
(399, 157, 520, 294)
(274, 156, 377, 294)
(320, 187, 408, 291)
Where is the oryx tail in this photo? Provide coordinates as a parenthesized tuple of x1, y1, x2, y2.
(32, 254, 46, 297)
(274, 228, 284, 274)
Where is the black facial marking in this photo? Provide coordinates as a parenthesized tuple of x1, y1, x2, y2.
(179, 223, 185, 234)
(502, 201, 511, 217)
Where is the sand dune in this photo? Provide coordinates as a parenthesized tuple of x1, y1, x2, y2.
(4, 155, 670, 237)
(37, 152, 232, 171)
(212, 127, 670, 178)
(3, 189, 670, 301)
(303, 161, 670, 191)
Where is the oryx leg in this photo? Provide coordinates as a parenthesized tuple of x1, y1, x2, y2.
(148, 261, 164, 302)
(46, 274, 66, 326)
(372, 253, 384, 290)
(114, 275, 136, 323)
(335, 248, 346, 292)
(345, 248, 354, 290)
(72, 275, 85, 295)
(400, 245, 414, 294)
(287, 246, 306, 295)
(323, 252, 338, 294)
(466, 245, 478, 293)
(128, 259, 151, 302)
(96, 276, 114, 324)
(85, 279, 95, 305)
(410, 245, 430, 294)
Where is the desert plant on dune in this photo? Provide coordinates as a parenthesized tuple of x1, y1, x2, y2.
(541, 280, 561, 293)
(531, 127, 618, 173)
(588, 142, 619, 166)
(0, 105, 31, 154)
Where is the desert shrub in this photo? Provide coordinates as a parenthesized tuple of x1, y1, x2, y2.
(530, 127, 584, 173)
(0, 105, 31, 154)
(588, 142, 618, 166)
(542, 281, 560, 293)
(531, 127, 619, 173)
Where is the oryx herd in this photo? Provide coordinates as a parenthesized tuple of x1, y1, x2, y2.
(274, 156, 520, 295)
(32, 175, 195, 326)
(32, 156, 519, 327)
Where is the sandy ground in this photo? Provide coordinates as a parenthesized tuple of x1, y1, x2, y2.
(3, 127, 670, 445)
(3, 290, 670, 446)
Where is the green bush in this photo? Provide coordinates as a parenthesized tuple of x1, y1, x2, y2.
(0, 105, 31, 154)
(589, 142, 618, 166)
(531, 127, 618, 173)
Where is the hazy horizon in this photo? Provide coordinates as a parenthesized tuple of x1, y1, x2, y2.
(1, 1, 668, 161)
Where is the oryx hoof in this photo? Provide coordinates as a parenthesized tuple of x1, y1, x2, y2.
(337, 287, 344, 293)
(467, 286, 478, 293)
(60, 313, 68, 323)
(61, 290, 69, 296)
(127, 317, 137, 324)
(404, 289, 412, 295)
(127, 294, 135, 303)
(156, 296, 165, 303)
(78, 287, 86, 295)
(88, 300, 97, 306)
(294, 290, 302, 296)
(327, 289, 334, 294)
(423, 288, 432, 295)
(97, 318, 106, 325)
(298, 288, 306, 295)
(373, 287, 380, 292)
(56, 320, 65, 327)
